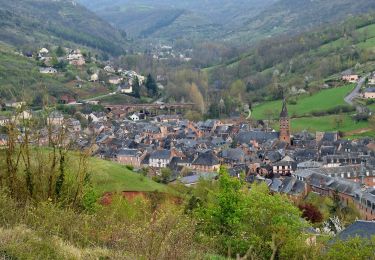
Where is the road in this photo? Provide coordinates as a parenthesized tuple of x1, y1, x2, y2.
(344, 74, 369, 105)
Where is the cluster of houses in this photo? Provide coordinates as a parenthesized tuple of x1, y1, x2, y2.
(102, 65, 145, 94)
(341, 70, 375, 100)
(38, 47, 86, 74)
(75, 101, 375, 220)
(1, 99, 374, 220)
(150, 44, 192, 62)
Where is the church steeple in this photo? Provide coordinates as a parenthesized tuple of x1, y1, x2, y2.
(279, 99, 291, 144)
(280, 99, 288, 118)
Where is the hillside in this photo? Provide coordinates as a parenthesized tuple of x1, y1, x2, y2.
(0, 43, 72, 103)
(78, 0, 276, 40)
(207, 13, 375, 104)
(88, 157, 173, 193)
(228, 0, 375, 42)
(0, 0, 127, 55)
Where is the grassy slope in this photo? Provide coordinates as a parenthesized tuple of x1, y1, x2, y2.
(0, 44, 71, 101)
(252, 84, 372, 135)
(89, 157, 172, 193)
(252, 84, 355, 119)
(0, 0, 126, 55)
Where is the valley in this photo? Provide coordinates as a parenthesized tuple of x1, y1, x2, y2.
(0, 0, 375, 259)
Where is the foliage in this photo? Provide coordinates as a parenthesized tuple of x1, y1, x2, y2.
(195, 166, 307, 258)
(145, 74, 158, 96)
(324, 236, 375, 260)
(0, 0, 126, 55)
(299, 203, 324, 223)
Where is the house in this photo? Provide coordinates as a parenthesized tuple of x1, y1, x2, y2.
(116, 149, 146, 168)
(335, 220, 375, 241)
(368, 72, 375, 85)
(0, 116, 9, 126)
(149, 150, 173, 168)
(13, 110, 32, 121)
(109, 76, 122, 85)
(39, 48, 49, 56)
(47, 111, 64, 126)
(104, 65, 115, 73)
(5, 101, 26, 109)
(66, 119, 81, 132)
(39, 67, 57, 74)
(192, 151, 220, 172)
(130, 114, 140, 122)
(0, 134, 8, 146)
(59, 95, 76, 105)
(342, 70, 359, 83)
(272, 156, 297, 176)
(69, 58, 85, 66)
(120, 85, 133, 94)
(90, 73, 99, 82)
(179, 172, 218, 187)
(363, 87, 375, 99)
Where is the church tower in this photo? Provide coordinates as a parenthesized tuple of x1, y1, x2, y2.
(279, 99, 291, 144)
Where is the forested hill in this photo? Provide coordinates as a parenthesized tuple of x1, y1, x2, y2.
(77, 0, 277, 40)
(208, 13, 375, 103)
(230, 0, 375, 42)
(0, 0, 127, 56)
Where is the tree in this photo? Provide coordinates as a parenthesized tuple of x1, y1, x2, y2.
(229, 79, 246, 102)
(189, 83, 205, 114)
(324, 236, 375, 260)
(195, 167, 306, 258)
(55, 46, 66, 57)
(299, 203, 323, 223)
(145, 74, 158, 96)
(133, 77, 141, 98)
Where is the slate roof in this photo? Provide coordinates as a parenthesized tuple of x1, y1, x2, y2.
(221, 148, 245, 162)
(336, 221, 375, 240)
(150, 150, 171, 160)
(236, 131, 279, 144)
(364, 87, 375, 93)
(117, 149, 139, 157)
(193, 151, 220, 166)
(179, 172, 218, 185)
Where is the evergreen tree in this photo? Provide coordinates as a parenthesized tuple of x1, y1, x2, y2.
(145, 74, 158, 96)
(133, 77, 141, 98)
(55, 46, 66, 57)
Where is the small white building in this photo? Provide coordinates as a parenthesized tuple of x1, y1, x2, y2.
(39, 48, 49, 55)
(363, 87, 375, 99)
(90, 73, 99, 82)
(120, 85, 133, 94)
(109, 76, 122, 85)
(130, 114, 140, 122)
(39, 67, 57, 74)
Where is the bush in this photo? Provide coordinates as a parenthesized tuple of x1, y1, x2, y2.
(125, 165, 134, 171)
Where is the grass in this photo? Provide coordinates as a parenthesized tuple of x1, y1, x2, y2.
(89, 157, 173, 194)
(289, 114, 369, 133)
(252, 84, 355, 120)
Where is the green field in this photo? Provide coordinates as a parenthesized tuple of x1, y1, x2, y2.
(89, 157, 172, 193)
(290, 115, 369, 133)
(252, 84, 355, 119)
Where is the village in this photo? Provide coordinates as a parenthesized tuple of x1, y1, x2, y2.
(0, 94, 374, 221)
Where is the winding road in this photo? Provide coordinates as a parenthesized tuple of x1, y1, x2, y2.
(344, 74, 369, 105)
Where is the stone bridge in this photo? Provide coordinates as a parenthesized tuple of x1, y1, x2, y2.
(105, 103, 195, 115)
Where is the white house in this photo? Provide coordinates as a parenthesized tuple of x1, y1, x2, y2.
(120, 85, 133, 94)
(109, 76, 122, 85)
(39, 48, 49, 55)
(90, 73, 99, 82)
(130, 114, 140, 121)
(39, 67, 57, 74)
